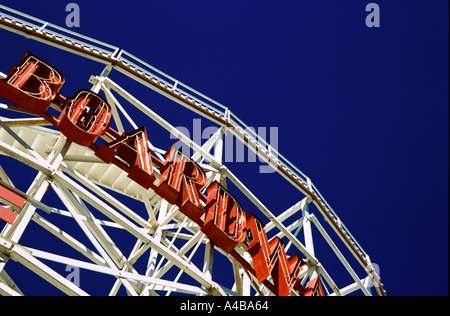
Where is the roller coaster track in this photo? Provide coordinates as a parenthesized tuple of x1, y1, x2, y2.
(0, 4, 385, 296)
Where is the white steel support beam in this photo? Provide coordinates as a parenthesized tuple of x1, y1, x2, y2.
(0, 117, 52, 127)
(51, 180, 141, 295)
(302, 203, 315, 256)
(191, 126, 223, 163)
(328, 277, 373, 296)
(308, 214, 371, 296)
(231, 252, 252, 296)
(202, 239, 214, 294)
(1, 136, 68, 243)
(60, 163, 153, 231)
(6, 219, 211, 296)
(100, 84, 126, 134)
(0, 236, 89, 296)
(0, 280, 22, 296)
(222, 166, 318, 266)
(213, 129, 224, 184)
(50, 182, 124, 270)
(153, 230, 203, 278)
(0, 163, 14, 187)
(20, 246, 208, 296)
(0, 119, 48, 166)
(265, 198, 308, 233)
(142, 192, 159, 228)
(314, 264, 341, 296)
(100, 77, 221, 169)
(0, 268, 23, 296)
(31, 212, 108, 267)
(165, 233, 206, 296)
(146, 199, 169, 278)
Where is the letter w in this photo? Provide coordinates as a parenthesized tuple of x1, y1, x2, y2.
(245, 212, 306, 296)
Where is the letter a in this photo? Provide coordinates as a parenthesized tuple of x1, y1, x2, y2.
(365, 3, 380, 28)
(65, 265, 80, 287)
(66, 3, 80, 28)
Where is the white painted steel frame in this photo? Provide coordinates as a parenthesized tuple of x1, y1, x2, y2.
(0, 4, 384, 296)
(0, 84, 374, 296)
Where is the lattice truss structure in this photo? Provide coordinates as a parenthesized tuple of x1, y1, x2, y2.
(0, 5, 385, 296)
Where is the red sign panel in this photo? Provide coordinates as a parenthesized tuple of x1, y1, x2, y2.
(0, 205, 17, 225)
(0, 184, 26, 225)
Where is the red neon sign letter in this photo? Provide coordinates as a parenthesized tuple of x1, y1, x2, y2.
(0, 51, 64, 113)
(245, 212, 305, 296)
(156, 145, 207, 221)
(58, 89, 111, 147)
(202, 181, 247, 253)
(298, 277, 325, 296)
(95, 127, 155, 189)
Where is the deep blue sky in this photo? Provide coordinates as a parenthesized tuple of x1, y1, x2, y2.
(0, 1, 448, 296)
